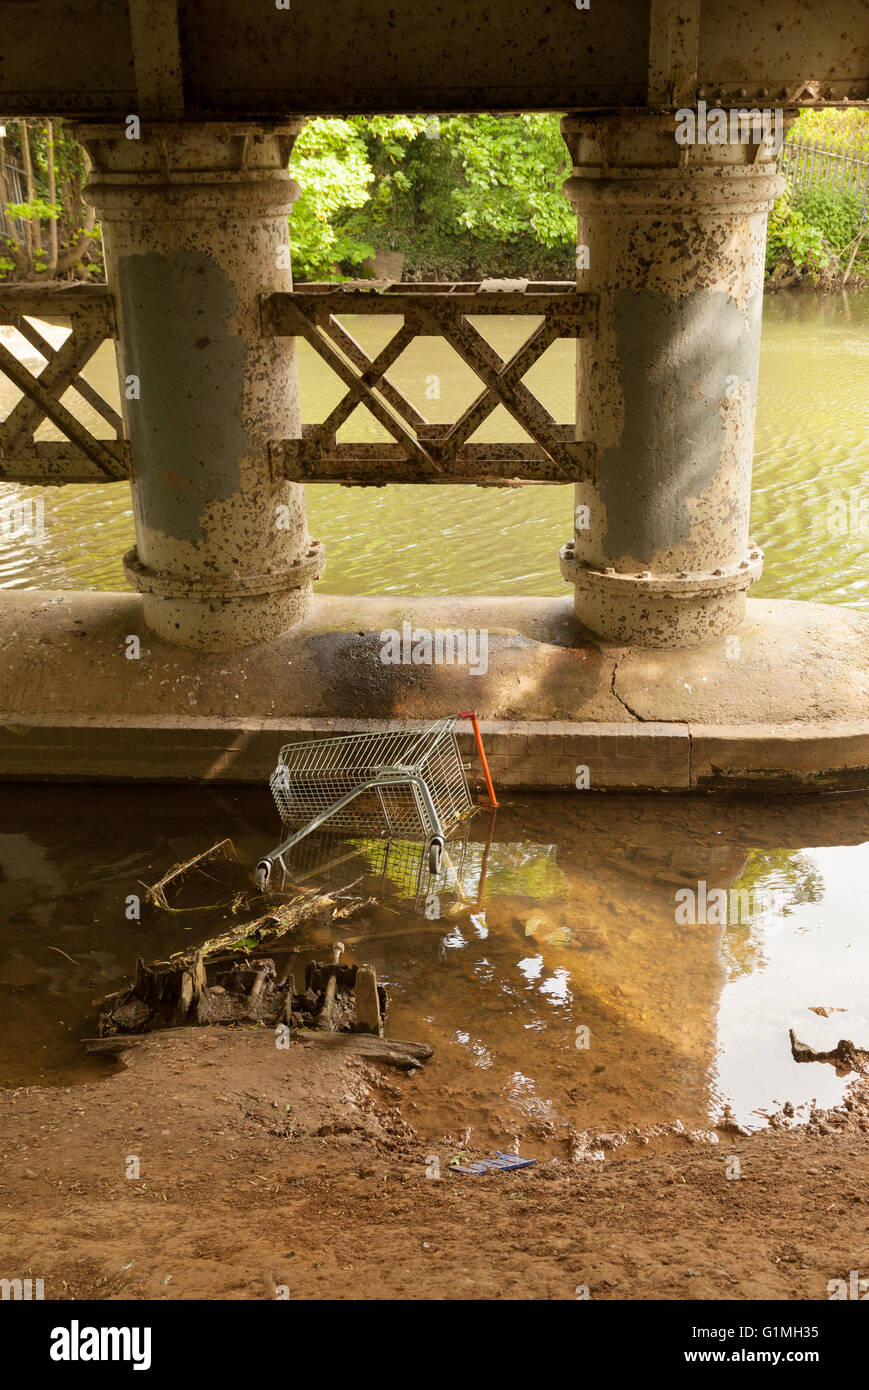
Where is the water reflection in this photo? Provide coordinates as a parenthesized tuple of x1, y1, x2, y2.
(0, 785, 866, 1160)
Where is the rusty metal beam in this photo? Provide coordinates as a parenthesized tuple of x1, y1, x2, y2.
(648, 0, 701, 108)
(128, 0, 185, 118)
(273, 438, 595, 486)
(263, 284, 598, 332)
(2, 3, 866, 117)
(0, 441, 131, 484)
(0, 286, 116, 323)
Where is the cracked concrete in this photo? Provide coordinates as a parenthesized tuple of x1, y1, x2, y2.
(0, 590, 866, 791)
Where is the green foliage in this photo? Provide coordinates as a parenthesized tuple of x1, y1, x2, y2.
(766, 185, 830, 274)
(1, 119, 101, 281)
(289, 113, 575, 282)
(4, 197, 61, 222)
(793, 186, 864, 254)
(442, 115, 574, 249)
(765, 177, 869, 284)
(288, 118, 378, 279)
(288, 116, 429, 279)
(790, 108, 869, 155)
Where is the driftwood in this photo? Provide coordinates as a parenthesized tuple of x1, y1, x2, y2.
(96, 947, 389, 1038)
(169, 888, 349, 966)
(289, 1031, 432, 1071)
(83, 1034, 155, 1056)
(82, 1027, 431, 1071)
(789, 1030, 868, 1072)
(143, 838, 239, 910)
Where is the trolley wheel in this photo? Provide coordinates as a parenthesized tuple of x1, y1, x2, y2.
(429, 839, 443, 876)
(255, 861, 271, 891)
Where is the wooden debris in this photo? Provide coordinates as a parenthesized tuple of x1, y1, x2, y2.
(789, 1030, 868, 1072)
(82, 1028, 433, 1072)
(169, 888, 357, 968)
(289, 1031, 432, 1071)
(144, 838, 239, 910)
(315, 942, 345, 1031)
(90, 868, 429, 1067)
(354, 964, 382, 1036)
(96, 947, 389, 1039)
(83, 1034, 153, 1057)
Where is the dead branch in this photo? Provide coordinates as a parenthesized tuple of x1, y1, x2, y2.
(144, 838, 239, 910)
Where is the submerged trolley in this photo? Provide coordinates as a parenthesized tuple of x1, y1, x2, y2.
(256, 716, 486, 889)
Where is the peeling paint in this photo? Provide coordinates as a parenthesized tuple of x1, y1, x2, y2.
(599, 286, 762, 563)
(117, 250, 249, 544)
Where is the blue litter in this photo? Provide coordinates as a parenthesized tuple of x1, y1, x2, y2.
(449, 1150, 537, 1175)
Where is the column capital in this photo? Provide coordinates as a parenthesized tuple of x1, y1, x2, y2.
(561, 112, 784, 218)
(71, 121, 305, 220)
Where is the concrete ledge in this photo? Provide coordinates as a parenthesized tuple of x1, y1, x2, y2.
(1, 714, 867, 794)
(690, 723, 869, 792)
(0, 715, 696, 790)
(0, 590, 867, 792)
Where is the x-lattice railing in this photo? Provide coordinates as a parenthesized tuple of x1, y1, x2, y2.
(261, 281, 598, 486)
(0, 280, 597, 490)
(0, 285, 130, 484)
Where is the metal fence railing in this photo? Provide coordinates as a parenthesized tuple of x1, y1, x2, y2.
(0, 158, 28, 243)
(779, 138, 869, 208)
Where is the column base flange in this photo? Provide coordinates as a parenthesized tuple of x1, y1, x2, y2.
(122, 541, 326, 601)
(559, 543, 764, 648)
(559, 543, 764, 599)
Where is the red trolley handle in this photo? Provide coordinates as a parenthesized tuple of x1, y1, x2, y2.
(459, 710, 498, 809)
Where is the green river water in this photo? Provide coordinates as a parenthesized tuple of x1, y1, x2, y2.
(0, 289, 866, 606)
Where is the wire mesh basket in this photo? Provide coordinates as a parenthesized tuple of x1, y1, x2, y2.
(256, 718, 475, 888)
(269, 822, 476, 918)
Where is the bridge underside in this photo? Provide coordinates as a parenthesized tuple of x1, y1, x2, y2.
(1, 1, 867, 117)
(1, 3, 867, 789)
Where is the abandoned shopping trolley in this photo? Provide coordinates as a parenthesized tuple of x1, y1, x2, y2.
(255, 712, 496, 889)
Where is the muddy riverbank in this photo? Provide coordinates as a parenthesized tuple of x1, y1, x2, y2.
(2, 1027, 867, 1302)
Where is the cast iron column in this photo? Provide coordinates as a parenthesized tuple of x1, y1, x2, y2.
(74, 122, 323, 651)
(560, 113, 782, 648)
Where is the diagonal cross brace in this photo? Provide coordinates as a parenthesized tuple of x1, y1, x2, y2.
(315, 319, 419, 442)
(322, 315, 427, 432)
(430, 318, 560, 454)
(9, 314, 124, 439)
(2, 321, 108, 455)
(0, 337, 125, 480)
(280, 298, 443, 474)
(416, 300, 574, 478)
